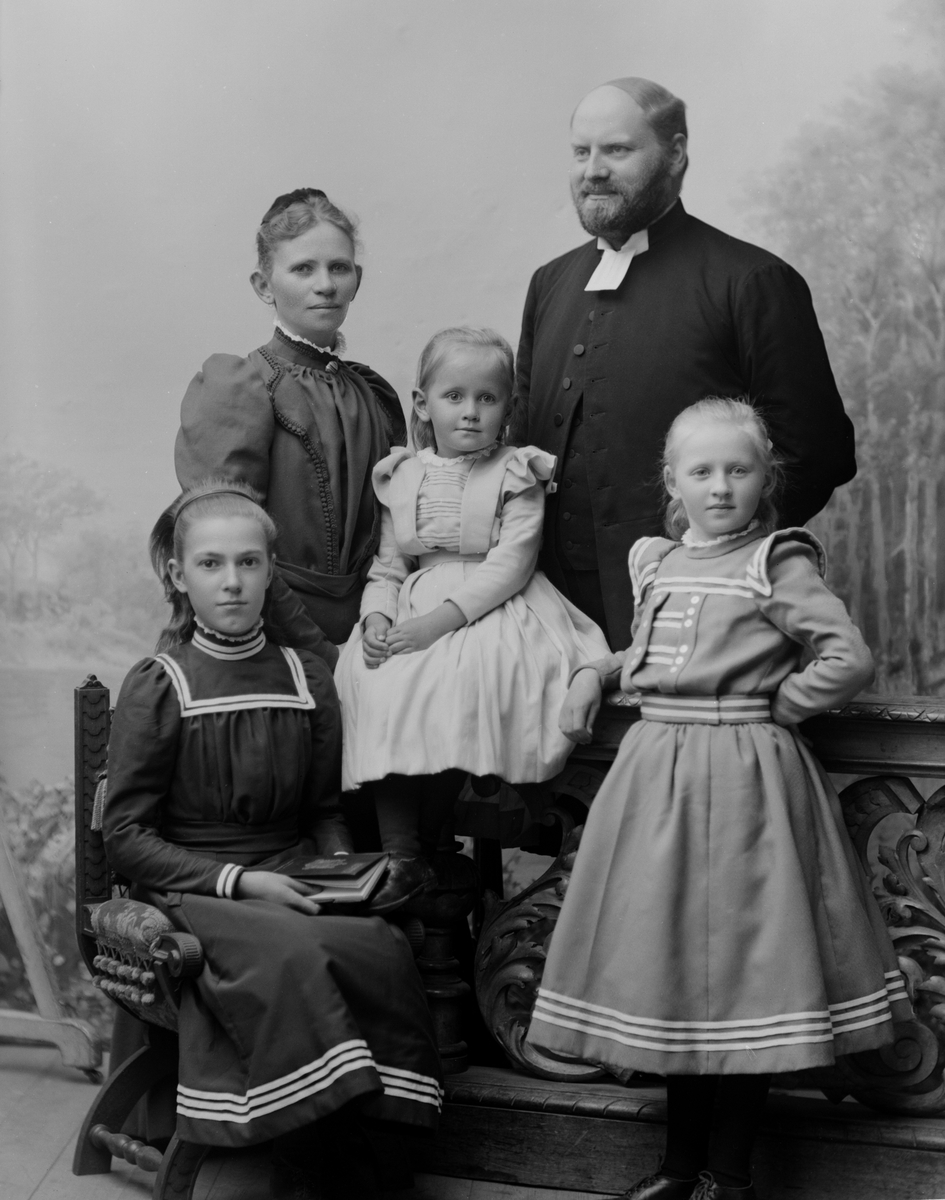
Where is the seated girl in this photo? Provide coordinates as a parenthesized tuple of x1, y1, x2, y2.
(103, 481, 441, 1200)
(334, 327, 611, 910)
(175, 188, 405, 666)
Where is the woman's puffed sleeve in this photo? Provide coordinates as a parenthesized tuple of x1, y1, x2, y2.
(175, 354, 275, 495)
(360, 449, 417, 622)
(755, 534, 875, 725)
(103, 660, 239, 897)
(297, 652, 347, 851)
(345, 361, 407, 448)
(445, 447, 552, 624)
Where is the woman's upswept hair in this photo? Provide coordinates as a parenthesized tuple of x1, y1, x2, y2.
(149, 479, 280, 653)
(255, 188, 361, 275)
(411, 326, 518, 452)
(661, 396, 783, 539)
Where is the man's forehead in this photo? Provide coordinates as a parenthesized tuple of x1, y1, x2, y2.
(571, 86, 650, 140)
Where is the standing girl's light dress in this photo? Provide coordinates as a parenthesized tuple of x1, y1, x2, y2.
(103, 625, 442, 1148)
(528, 527, 911, 1079)
(335, 443, 611, 791)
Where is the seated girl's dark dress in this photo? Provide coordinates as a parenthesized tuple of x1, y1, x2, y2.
(103, 623, 442, 1148)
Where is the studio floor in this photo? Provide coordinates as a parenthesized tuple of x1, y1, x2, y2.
(0, 1043, 613, 1200)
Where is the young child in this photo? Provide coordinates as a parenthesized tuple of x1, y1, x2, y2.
(103, 480, 441, 1200)
(334, 327, 610, 909)
(527, 398, 912, 1200)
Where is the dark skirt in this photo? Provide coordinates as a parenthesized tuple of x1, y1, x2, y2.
(169, 898, 441, 1146)
(111, 900, 441, 1149)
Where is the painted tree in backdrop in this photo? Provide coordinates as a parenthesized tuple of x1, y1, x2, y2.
(748, 5, 945, 695)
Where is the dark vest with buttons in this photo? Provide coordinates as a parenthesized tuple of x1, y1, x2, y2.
(516, 200, 853, 650)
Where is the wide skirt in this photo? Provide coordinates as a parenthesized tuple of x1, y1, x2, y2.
(168, 898, 442, 1147)
(335, 564, 610, 791)
(527, 717, 912, 1078)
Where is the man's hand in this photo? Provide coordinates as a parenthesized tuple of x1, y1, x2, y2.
(559, 668, 603, 744)
(362, 613, 393, 668)
(387, 602, 466, 655)
(235, 871, 322, 915)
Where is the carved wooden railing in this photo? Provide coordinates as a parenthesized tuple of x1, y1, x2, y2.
(474, 695, 945, 1115)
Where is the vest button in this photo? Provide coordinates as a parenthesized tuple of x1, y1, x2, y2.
(563, 512, 572, 521)
(573, 344, 585, 356)
(563, 377, 572, 390)
(554, 413, 564, 427)
(588, 310, 596, 322)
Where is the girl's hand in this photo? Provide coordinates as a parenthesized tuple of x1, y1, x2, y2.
(362, 614, 393, 668)
(387, 601, 466, 655)
(559, 668, 602, 744)
(235, 870, 322, 915)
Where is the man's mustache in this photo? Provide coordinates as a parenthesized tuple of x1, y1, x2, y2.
(578, 185, 620, 197)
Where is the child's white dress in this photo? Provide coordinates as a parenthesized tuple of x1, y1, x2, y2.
(335, 443, 610, 791)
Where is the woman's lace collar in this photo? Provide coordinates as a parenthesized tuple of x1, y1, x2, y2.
(681, 519, 760, 549)
(274, 318, 346, 359)
(192, 619, 266, 660)
(417, 442, 499, 465)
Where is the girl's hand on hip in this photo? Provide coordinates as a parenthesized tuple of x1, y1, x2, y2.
(235, 870, 322, 915)
(362, 613, 393, 668)
(559, 668, 602, 744)
(387, 601, 466, 655)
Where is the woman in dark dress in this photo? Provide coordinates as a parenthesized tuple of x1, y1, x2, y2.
(104, 482, 441, 1200)
(175, 189, 406, 666)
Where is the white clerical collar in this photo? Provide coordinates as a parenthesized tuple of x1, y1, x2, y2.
(584, 228, 649, 292)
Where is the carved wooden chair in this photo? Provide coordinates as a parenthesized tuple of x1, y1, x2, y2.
(70, 673, 441, 1198)
(72, 675, 213, 1197)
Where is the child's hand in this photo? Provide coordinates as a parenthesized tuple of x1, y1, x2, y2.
(559, 668, 603, 744)
(235, 870, 322, 915)
(362, 614, 393, 668)
(387, 602, 466, 655)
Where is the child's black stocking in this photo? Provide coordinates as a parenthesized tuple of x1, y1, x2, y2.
(374, 770, 466, 859)
(418, 769, 467, 857)
(706, 1074, 770, 1188)
(661, 1075, 719, 1181)
(373, 775, 422, 857)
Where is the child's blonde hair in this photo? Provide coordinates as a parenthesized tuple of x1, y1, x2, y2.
(149, 479, 280, 652)
(662, 397, 783, 539)
(411, 326, 518, 452)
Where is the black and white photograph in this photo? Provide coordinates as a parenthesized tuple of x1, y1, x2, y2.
(1, 2, 944, 1198)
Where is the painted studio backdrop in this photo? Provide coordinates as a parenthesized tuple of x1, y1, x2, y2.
(0, 0, 943, 1024)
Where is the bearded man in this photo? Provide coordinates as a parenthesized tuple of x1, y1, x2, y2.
(517, 77, 855, 649)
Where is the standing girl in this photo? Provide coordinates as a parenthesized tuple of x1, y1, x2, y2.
(103, 481, 441, 1200)
(528, 398, 911, 1200)
(334, 327, 610, 910)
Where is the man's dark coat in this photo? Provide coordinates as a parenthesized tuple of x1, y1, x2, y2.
(517, 200, 856, 648)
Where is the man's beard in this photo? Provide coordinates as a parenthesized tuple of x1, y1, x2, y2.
(572, 158, 674, 243)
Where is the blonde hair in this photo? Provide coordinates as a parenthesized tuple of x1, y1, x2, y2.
(662, 397, 782, 539)
(411, 327, 518, 452)
(149, 479, 279, 652)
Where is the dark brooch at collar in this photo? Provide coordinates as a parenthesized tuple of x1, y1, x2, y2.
(273, 325, 342, 373)
(192, 620, 267, 661)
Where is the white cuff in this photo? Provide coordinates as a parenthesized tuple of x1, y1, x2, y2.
(216, 863, 243, 899)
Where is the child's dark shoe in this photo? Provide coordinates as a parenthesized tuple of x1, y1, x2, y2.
(368, 854, 436, 914)
(617, 1172, 699, 1199)
(691, 1173, 757, 1200)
